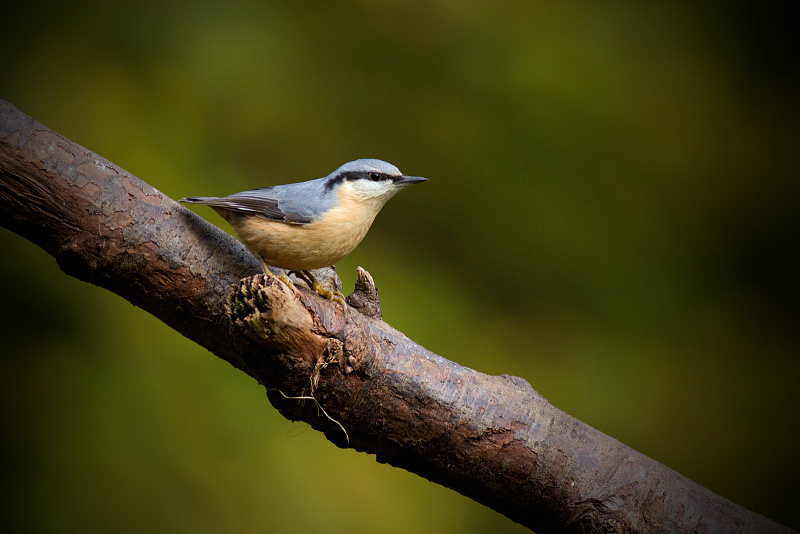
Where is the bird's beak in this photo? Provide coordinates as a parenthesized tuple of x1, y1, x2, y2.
(396, 175, 428, 186)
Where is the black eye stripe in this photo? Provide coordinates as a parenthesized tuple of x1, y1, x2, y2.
(325, 169, 395, 191)
(349, 171, 389, 182)
(326, 170, 396, 192)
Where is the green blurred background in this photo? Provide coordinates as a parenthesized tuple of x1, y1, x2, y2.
(2, 1, 798, 532)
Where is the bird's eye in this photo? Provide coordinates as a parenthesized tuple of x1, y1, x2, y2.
(370, 172, 381, 181)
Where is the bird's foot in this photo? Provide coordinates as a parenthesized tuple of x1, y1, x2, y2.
(259, 262, 299, 298)
(276, 273, 294, 288)
(291, 270, 347, 310)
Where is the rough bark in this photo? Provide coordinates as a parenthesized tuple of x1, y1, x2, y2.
(0, 99, 792, 534)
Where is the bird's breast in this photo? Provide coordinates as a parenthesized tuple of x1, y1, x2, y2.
(229, 190, 389, 271)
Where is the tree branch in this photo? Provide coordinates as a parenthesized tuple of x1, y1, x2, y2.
(0, 99, 792, 534)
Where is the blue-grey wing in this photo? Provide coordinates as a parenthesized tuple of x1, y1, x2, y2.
(222, 187, 314, 223)
(180, 177, 335, 225)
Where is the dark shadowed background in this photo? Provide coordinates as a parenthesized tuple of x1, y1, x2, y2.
(2, 1, 798, 532)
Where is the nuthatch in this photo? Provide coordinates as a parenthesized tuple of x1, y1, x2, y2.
(179, 159, 427, 305)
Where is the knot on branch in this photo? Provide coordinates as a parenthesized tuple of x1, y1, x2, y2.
(346, 266, 382, 319)
(226, 273, 329, 366)
(567, 499, 632, 534)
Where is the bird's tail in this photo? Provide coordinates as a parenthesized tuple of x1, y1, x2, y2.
(178, 196, 219, 204)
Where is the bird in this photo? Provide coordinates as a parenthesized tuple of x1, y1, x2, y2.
(179, 159, 427, 306)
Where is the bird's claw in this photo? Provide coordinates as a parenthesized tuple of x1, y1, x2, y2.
(290, 270, 347, 310)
